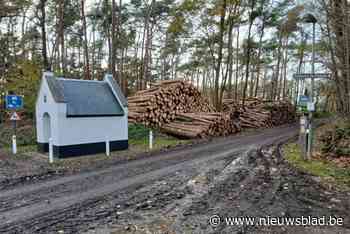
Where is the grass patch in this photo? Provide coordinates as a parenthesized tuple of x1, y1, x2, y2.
(129, 123, 189, 151)
(284, 143, 350, 188)
(314, 112, 333, 119)
(2, 123, 189, 162)
(129, 137, 189, 151)
(3, 144, 37, 156)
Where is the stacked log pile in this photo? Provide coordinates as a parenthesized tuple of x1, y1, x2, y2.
(128, 81, 295, 139)
(160, 112, 241, 139)
(239, 108, 273, 129)
(266, 101, 296, 126)
(128, 80, 215, 127)
(223, 98, 296, 129)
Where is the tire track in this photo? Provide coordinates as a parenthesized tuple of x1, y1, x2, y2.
(0, 125, 298, 232)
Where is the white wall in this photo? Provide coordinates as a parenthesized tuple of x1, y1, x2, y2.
(36, 76, 128, 146)
(36, 78, 61, 145)
(56, 107, 128, 146)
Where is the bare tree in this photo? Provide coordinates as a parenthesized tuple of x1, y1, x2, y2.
(242, 0, 257, 106)
(58, 0, 65, 73)
(39, 0, 50, 70)
(111, 0, 117, 81)
(213, 0, 227, 109)
(81, 0, 91, 80)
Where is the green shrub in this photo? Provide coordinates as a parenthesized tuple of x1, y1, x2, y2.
(0, 123, 36, 147)
(319, 120, 350, 157)
(128, 124, 151, 141)
(314, 112, 333, 119)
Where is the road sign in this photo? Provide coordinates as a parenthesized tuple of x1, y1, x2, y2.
(10, 112, 21, 121)
(293, 73, 331, 80)
(307, 102, 315, 112)
(298, 95, 310, 107)
(5, 95, 23, 110)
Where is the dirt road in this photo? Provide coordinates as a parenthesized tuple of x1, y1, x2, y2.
(1, 124, 348, 234)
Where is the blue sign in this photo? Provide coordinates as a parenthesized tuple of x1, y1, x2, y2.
(298, 95, 310, 107)
(5, 95, 23, 110)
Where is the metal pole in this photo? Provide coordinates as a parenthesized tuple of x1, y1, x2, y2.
(12, 135, 17, 154)
(49, 138, 54, 163)
(311, 22, 316, 103)
(299, 116, 308, 160)
(149, 130, 153, 150)
(106, 139, 110, 156)
(12, 120, 17, 155)
(307, 22, 316, 160)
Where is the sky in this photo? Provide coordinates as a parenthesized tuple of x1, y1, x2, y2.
(1, 0, 329, 87)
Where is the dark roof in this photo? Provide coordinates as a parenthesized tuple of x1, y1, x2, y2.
(45, 73, 66, 103)
(45, 77, 125, 117)
(104, 74, 128, 107)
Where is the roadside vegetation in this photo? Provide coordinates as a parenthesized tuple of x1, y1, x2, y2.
(284, 119, 350, 188)
(314, 111, 333, 119)
(319, 119, 350, 161)
(0, 123, 190, 180)
(0, 122, 189, 156)
(284, 143, 350, 188)
(0, 121, 36, 147)
(128, 124, 190, 151)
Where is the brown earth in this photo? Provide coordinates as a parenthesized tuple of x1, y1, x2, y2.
(0, 124, 348, 234)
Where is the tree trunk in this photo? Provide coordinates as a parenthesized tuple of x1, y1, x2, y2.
(111, 0, 118, 82)
(272, 33, 283, 100)
(282, 36, 289, 99)
(118, 0, 124, 91)
(234, 24, 240, 100)
(249, 64, 255, 97)
(58, 0, 65, 74)
(242, 0, 256, 106)
(254, 18, 266, 97)
(40, 0, 50, 70)
(262, 65, 267, 99)
(142, 0, 155, 90)
(21, 8, 27, 59)
(221, 2, 238, 102)
(214, 0, 227, 110)
(324, 1, 345, 112)
(81, 0, 91, 80)
(226, 2, 240, 99)
(343, 0, 350, 113)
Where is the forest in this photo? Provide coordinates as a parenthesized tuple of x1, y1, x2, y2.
(1, 1, 350, 233)
(0, 0, 349, 116)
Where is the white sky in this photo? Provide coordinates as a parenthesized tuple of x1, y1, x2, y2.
(1, 0, 329, 85)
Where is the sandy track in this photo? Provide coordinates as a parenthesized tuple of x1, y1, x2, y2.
(0, 124, 299, 233)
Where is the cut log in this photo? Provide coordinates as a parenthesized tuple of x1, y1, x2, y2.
(128, 80, 215, 128)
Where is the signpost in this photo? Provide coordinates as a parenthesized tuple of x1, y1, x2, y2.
(299, 116, 308, 160)
(10, 112, 21, 121)
(298, 95, 310, 106)
(5, 95, 23, 155)
(9, 112, 21, 155)
(294, 72, 331, 160)
(5, 95, 23, 110)
(10, 111, 21, 134)
(297, 95, 310, 113)
(293, 73, 331, 80)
